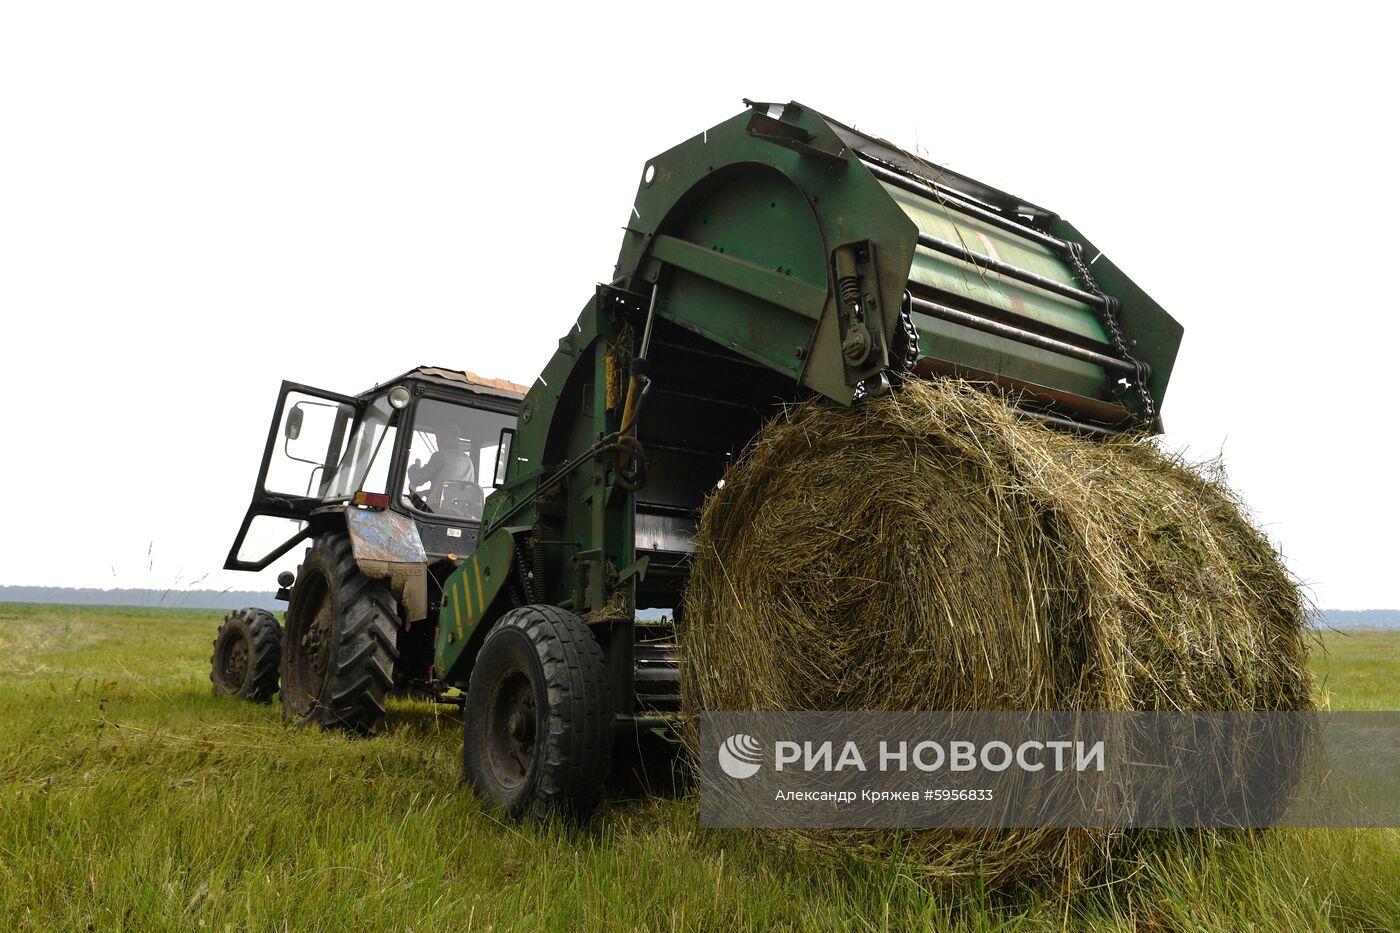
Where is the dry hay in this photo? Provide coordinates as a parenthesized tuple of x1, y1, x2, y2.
(680, 378, 1314, 888)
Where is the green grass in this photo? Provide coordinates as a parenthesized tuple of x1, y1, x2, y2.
(1311, 628, 1400, 711)
(1, 603, 1397, 931)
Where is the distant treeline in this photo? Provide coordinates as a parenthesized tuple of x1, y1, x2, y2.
(1, 586, 1397, 627)
(0, 586, 281, 612)
(1311, 609, 1400, 630)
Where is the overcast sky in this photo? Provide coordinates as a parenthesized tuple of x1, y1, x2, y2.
(2, 2, 1394, 609)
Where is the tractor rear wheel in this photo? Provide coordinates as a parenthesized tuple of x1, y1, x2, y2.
(210, 607, 282, 701)
(281, 533, 399, 733)
(463, 605, 613, 819)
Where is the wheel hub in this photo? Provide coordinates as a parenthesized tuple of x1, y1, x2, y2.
(223, 638, 249, 686)
(303, 593, 334, 680)
(507, 710, 534, 742)
(487, 673, 538, 786)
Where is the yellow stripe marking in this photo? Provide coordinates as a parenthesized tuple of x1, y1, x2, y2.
(473, 561, 486, 617)
(452, 577, 463, 639)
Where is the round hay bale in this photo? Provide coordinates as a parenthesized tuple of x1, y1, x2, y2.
(680, 378, 1313, 887)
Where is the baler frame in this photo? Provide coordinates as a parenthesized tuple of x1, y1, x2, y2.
(433, 103, 1183, 740)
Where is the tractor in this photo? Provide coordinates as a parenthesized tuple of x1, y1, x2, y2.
(213, 100, 1182, 820)
(214, 367, 524, 728)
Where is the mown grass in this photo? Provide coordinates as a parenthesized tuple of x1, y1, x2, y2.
(0, 603, 1396, 931)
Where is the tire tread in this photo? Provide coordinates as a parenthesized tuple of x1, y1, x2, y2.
(464, 604, 612, 819)
(210, 607, 282, 702)
(281, 533, 398, 733)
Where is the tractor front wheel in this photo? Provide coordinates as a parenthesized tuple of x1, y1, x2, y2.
(210, 607, 282, 701)
(281, 533, 399, 733)
(463, 605, 613, 819)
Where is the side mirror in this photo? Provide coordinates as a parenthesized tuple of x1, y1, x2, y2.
(285, 404, 305, 440)
(493, 427, 516, 488)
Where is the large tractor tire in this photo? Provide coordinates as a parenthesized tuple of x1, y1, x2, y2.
(210, 607, 282, 702)
(281, 533, 399, 733)
(463, 605, 613, 820)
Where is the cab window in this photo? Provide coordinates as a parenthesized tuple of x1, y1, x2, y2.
(326, 396, 399, 498)
(264, 392, 354, 498)
(401, 399, 514, 521)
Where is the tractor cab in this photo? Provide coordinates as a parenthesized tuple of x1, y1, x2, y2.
(225, 366, 525, 584)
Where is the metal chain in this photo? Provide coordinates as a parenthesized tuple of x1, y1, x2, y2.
(1062, 242, 1156, 425)
(855, 293, 919, 402)
(895, 291, 920, 371)
(514, 540, 537, 604)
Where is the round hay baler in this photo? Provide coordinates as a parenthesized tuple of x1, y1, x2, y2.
(222, 101, 1314, 881)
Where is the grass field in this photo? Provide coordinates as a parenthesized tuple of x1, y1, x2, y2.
(1, 604, 1397, 931)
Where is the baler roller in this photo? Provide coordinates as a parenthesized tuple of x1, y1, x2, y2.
(860, 157, 1070, 253)
(913, 230, 1111, 313)
(909, 296, 1138, 377)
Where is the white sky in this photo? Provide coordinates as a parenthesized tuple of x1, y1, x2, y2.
(1, 2, 1395, 609)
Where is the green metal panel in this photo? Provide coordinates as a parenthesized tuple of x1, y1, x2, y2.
(434, 527, 518, 683)
(886, 184, 1107, 345)
(614, 106, 920, 404)
(912, 311, 1106, 399)
(447, 294, 639, 689)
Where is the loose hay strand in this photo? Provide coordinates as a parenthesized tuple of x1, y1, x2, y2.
(680, 378, 1314, 888)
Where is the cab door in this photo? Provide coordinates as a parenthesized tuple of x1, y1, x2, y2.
(224, 381, 360, 571)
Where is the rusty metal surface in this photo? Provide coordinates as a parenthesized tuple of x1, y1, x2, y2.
(912, 356, 1134, 427)
(345, 507, 427, 564)
(376, 366, 528, 401)
(345, 507, 429, 622)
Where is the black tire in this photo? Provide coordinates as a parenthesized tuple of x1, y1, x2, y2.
(210, 607, 282, 702)
(463, 605, 613, 819)
(281, 533, 399, 733)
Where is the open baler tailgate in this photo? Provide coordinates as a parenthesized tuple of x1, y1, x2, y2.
(614, 101, 1183, 434)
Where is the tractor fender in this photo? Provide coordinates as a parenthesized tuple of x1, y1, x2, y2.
(343, 507, 429, 623)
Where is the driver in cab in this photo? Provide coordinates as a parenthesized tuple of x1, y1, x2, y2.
(407, 429, 476, 513)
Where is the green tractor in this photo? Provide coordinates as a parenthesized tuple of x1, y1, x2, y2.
(215, 367, 524, 729)
(215, 100, 1182, 819)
